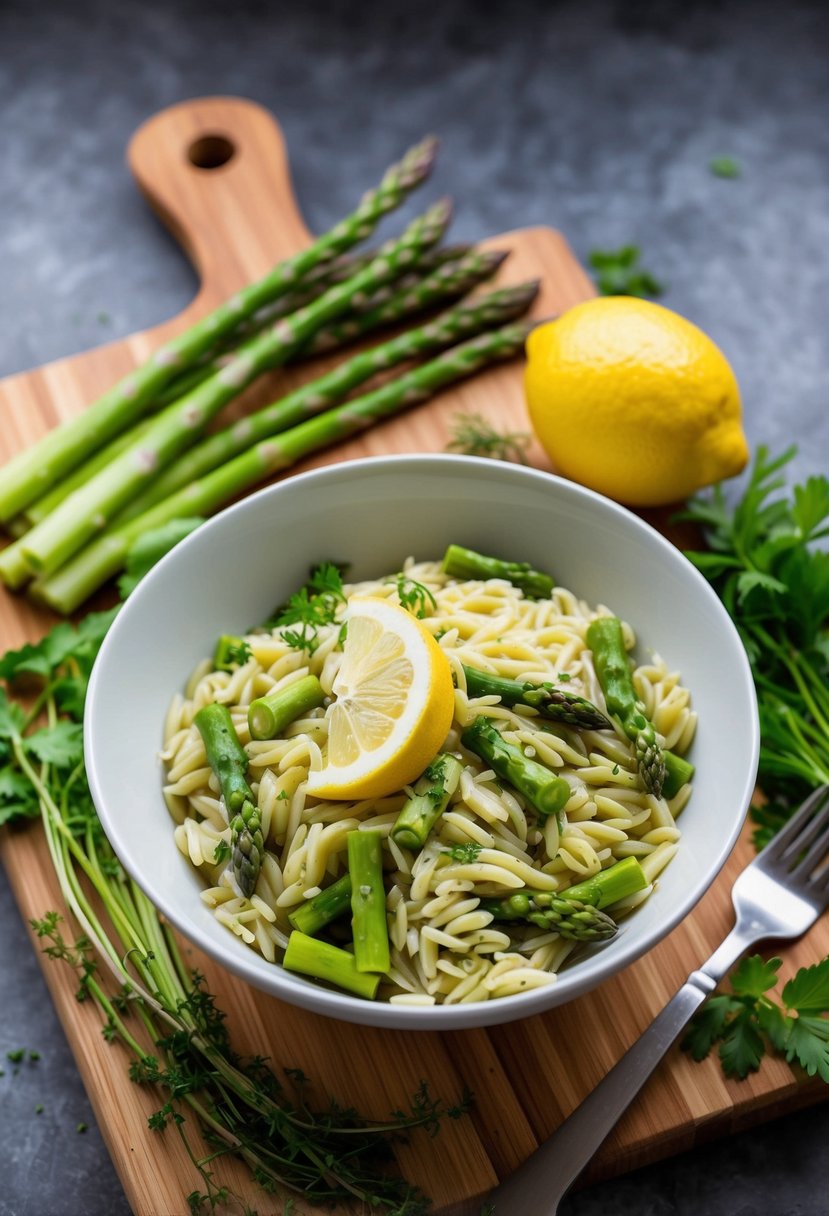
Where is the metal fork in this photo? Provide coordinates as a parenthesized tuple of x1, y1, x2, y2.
(489, 785, 829, 1214)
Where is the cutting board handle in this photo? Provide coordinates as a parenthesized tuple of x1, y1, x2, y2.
(127, 97, 312, 314)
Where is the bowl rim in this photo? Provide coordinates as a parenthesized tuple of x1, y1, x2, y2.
(85, 453, 760, 1029)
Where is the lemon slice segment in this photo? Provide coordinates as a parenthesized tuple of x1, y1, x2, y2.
(306, 597, 454, 800)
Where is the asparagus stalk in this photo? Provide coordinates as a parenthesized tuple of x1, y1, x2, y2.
(391, 754, 463, 850)
(213, 634, 251, 672)
(288, 874, 353, 936)
(481, 891, 617, 942)
(13, 199, 452, 579)
(110, 276, 531, 529)
(137, 245, 505, 435)
(462, 664, 611, 730)
(248, 675, 326, 741)
(586, 616, 667, 798)
(347, 830, 390, 974)
(460, 715, 571, 821)
(304, 247, 508, 354)
(559, 857, 648, 909)
(0, 137, 439, 523)
(441, 544, 554, 599)
(193, 703, 262, 899)
(35, 318, 535, 615)
(283, 930, 380, 999)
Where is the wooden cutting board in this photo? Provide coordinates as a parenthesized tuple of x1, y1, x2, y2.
(0, 96, 824, 1216)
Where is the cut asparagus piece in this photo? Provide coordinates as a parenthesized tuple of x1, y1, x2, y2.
(0, 136, 439, 523)
(15, 200, 452, 579)
(283, 931, 380, 999)
(586, 615, 666, 798)
(559, 857, 648, 909)
(441, 544, 554, 599)
(248, 675, 325, 741)
(482, 891, 617, 941)
(288, 874, 353, 936)
(391, 754, 463, 850)
(460, 715, 570, 821)
(193, 703, 262, 899)
(347, 830, 390, 975)
(36, 318, 535, 615)
(663, 749, 695, 799)
(462, 664, 611, 730)
(212, 635, 251, 672)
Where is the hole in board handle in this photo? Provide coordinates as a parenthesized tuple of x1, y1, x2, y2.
(188, 135, 236, 170)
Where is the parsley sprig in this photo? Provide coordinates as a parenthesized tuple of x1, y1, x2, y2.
(683, 955, 829, 1080)
(681, 446, 829, 846)
(267, 561, 347, 653)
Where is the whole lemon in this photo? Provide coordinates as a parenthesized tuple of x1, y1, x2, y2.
(524, 297, 748, 506)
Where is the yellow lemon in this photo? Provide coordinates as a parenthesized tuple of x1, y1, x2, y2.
(305, 597, 454, 800)
(524, 297, 749, 506)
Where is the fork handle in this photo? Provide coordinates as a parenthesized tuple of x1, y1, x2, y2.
(489, 925, 757, 1213)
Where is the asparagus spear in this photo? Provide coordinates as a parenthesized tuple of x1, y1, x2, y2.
(0, 136, 439, 524)
(111, 277, 533, 529)
(441, 543, 554, 599)
(283, 930, 380, 999)
(35, 318, 535, 615)
(213, 634, 251, 672)
(12, 199, 452, 580)
(391, 754, 463, 850)
(347, 830, 390, 974)
(248, 675, 325, 741)
(138, 245, 506, 435)
(193, 703, 262, 899)
(288, 873, 353, 936)
(460, 715, 571, 821)
(462, 664, 611, 730)
(586, 615, 667, 797)
(481, 891, 617, 942)
(304, 247, 508, 354)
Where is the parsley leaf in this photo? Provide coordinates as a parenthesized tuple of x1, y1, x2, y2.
(588, 245, 664, 298)
(443, 842, 483, 864)
(268, 562, 347, 653)
(117, 517, 205, 599)
(685, 955, 829, 1084)
(25, 722, 85, 769)
(388, 573, 437, 620)
(710, 156, 742, 179)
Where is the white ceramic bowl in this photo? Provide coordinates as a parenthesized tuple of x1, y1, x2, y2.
(85, 455, 759, 1029)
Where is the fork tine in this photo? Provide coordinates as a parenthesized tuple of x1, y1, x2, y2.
(781, 788, 829, 864)
(791, 820, 829, 880)
(762, 785, 829, 861)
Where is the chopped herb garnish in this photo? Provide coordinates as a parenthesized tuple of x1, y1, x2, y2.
(444, 842, 483, 864)
(77, 1122, 88, 1134)
(588, 245, 664, 298)
(5, 1049, 25, 1064)
(388, 573, 437, 619)
(268, 562, 347, 653)
(446, 411, 530, 464)
(212, 840, 231, 865)
(35, 1104, 43, 1114)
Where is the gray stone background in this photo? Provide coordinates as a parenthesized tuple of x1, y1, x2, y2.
(1, 0, 828, 1213)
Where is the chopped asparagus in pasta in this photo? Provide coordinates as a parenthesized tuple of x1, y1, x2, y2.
(163, 556, 696, 1004)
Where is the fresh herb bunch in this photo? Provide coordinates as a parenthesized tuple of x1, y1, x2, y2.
(587, 245, 664, 298)
(683, 954, 829, 1081)
(1, 543, 465, 1213)
(445, 411, 530, 464)
(681, 446, 829, 846)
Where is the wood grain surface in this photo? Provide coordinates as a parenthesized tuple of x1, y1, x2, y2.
(0, 97, 823, 1216)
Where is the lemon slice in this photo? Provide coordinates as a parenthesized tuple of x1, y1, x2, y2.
(306, 597, 454, 800)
